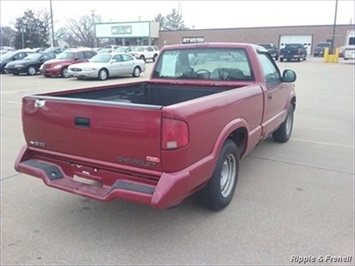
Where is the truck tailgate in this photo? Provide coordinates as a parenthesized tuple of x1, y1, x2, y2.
(22, 96, 163, 171)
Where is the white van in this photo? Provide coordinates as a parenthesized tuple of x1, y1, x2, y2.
(343, 30, 355, 60)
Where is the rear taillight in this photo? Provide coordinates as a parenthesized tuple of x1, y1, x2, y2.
(162, 118, 189, 150)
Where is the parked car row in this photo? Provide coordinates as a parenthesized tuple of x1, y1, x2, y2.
(1, 47, 147, 80)
(96, 45, 160, 62)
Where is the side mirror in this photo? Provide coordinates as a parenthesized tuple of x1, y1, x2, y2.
(110, 59, 117, 63)
(282, 69, 296, 82)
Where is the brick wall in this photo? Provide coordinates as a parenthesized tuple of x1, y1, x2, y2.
(156, 24, 355, 53)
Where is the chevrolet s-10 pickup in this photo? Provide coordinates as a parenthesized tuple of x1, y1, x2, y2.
(15, 43, 297, 211)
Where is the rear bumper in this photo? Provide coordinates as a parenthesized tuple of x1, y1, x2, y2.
(15, 146, 214, 209)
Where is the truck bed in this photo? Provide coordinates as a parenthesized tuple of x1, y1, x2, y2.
(55, 82, 231, 106)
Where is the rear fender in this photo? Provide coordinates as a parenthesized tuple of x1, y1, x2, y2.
(211, 118, 249, 160)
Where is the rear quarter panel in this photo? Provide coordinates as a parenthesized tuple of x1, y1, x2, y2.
(161, 84, 264, 173)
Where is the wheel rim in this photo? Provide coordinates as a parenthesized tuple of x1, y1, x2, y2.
(62, 68, 69, 78)
(100, 70, 107, 80)
(285, 108, 293, 136)
(29, 67, 35, 75)
(220, 154, 236, 198)
(134, 67, 140, 77)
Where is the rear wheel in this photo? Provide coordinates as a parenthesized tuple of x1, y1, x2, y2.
(27, 66, 36, 76)
(132, 66, 141, 77)
(153, 54, 157, 62)
(280, 58, 284, 62)
(61, 67, 69, 78)
(272, 104, 294, 143)
(198, 139, 239, 211)
(98, 69, 108, 81)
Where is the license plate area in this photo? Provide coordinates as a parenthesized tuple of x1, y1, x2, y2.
(73, 175, 103, 187)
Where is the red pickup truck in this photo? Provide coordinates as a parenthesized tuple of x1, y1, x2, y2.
(15, 43, 297, 211)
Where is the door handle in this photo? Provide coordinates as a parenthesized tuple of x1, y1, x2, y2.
(74, 117, 90, 128)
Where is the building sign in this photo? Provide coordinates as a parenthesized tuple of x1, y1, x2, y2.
(111, 25, 132, 35)
(182, 37, 204, 44)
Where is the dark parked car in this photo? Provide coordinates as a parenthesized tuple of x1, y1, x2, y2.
(279, 43, 307, 62)
(258, 43, 279, 60)
(44, 47, 64, 54)
(313, 42, 331, 57)
(4, 52, 56, 76)
(40, 48, 97, 78)
(0, 49, 34, 73)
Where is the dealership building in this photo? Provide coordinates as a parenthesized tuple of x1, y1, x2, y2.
(95, 21, 354, 55)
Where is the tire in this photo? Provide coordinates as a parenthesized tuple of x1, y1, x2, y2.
(280, 58, 284, 62)
(27, 66, 36, 76)
(132, 66, 141, 77)
(98, 69, 108, 81)
(153, 54, 157, 62)
(198, 139, 239, 211)
(140, 55, 146, 62)
(297, 57, 301, 62)
(272, 104, 294, 143)
(61, 67, 69, 78)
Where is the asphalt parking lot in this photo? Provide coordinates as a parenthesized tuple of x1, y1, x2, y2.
(1, 58, 354, 265)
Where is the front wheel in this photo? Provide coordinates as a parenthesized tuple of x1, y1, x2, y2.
(61, 67, 69, 78)
(272, 104, 294, 143)
(198, 139, 239, 211)
(27, 66, 36, 76)
(132, 66, 141, 77)
(140, 55, 146, 62)
(98, 69, 108, 80)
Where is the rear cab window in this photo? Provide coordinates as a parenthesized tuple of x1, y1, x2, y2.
(153, 48, 254, 81)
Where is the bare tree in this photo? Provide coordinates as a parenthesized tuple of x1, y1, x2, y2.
(0, 26, 16, 46)
(65, 13, 103, 47)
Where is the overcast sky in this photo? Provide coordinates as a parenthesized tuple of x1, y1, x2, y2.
(0, 0, 354, 29)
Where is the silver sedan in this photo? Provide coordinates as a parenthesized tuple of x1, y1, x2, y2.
(68, 52, 146, 80)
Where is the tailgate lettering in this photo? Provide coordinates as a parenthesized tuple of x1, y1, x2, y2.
(117, 157, 157, 167)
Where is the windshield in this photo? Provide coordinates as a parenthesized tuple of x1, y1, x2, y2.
(317, 43, 330, 48)
(115, 47, 129, 52)
(259, 44, 272, 49)
(153, 48, 253, 81)
(56, 52, 74, 59)
(24, 53, 42, 60)
(89, 54, 112, 63)
(285, 44, 303, 49)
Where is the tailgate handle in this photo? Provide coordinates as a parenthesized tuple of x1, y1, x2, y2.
(75, 117, 90, 128)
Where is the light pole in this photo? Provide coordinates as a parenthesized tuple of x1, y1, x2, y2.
(330, 0, 338, 54)
(50, 0, 55, 46)
(91, 10, 97, 47)
(20, 24, 25, 49)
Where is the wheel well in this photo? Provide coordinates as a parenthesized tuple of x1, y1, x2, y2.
(291, 96, 296, 111)
(100, 68, 109, 75)
(228, 127, 247, 158)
